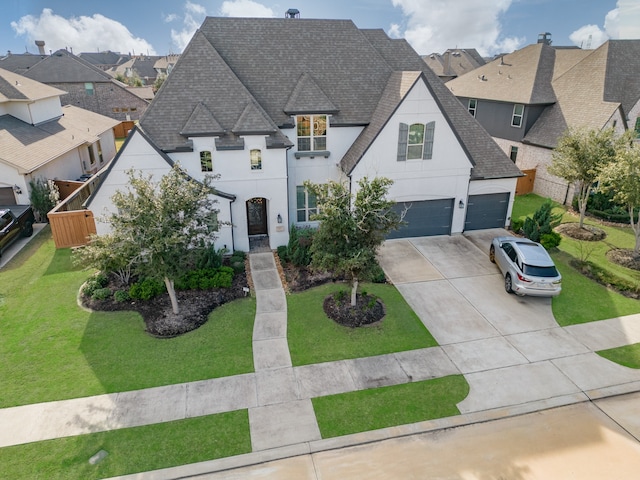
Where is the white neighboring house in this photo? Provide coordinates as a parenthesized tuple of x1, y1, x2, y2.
(0, 67, 119, 205)
(87, 17, 522, 252)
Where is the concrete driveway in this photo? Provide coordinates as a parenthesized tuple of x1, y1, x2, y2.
(376, 229, 640, 414)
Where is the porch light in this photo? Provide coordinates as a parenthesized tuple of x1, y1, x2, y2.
(277, 214, 282, 224)
(13, 185, 22, 195)
(459, 199, 464, 209)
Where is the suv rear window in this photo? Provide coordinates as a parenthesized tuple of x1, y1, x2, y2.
(523, 264, 559, 277)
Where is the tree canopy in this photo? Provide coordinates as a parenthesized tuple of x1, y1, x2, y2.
(548, 127, 624, 228)
(304, 176, 403, 306)
(78, 165, 221, 314)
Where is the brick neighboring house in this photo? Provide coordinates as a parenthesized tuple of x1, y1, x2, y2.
(0, 48, 149, 122)
(0, 68, 119, 205)
(446, 35, 640, 203)
(87, 16, 521, 252)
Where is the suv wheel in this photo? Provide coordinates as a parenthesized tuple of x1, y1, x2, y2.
(504, 273, 514, 294)
(489, 245, 496, 263)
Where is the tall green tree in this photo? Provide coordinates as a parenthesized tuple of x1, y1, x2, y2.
(600, 137, 640, 252)
(548, 127, 623, 228)
(305, 177, 403, 306)
(105, 165, 221, 314)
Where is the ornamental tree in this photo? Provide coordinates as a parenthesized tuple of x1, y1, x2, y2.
(548, 127, 623, 228)
(304, 176, 403, 306)
(94, 165, 221, 314)
(600, 137, 640, 252)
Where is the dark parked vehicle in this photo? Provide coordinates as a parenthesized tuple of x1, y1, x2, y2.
(489, 236, 562, 297)
(0, 205, 35, 257)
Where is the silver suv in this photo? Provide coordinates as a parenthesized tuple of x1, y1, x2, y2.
(489, 236, 562, 297)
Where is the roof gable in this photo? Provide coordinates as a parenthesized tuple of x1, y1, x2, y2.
(181, 102, 225, 136)
(284, 73, 338, 114)
(22, 49, 113, 83)
(233, 100, 278, 135)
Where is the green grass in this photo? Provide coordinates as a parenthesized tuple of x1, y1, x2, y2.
(313, 375, 469, 438)
(287, 283, 437, 366)
(0, 411, 250, 480)
(512, 194, 640, 326)
(0, 231, 255, 408)
(598, 344, 640, 368)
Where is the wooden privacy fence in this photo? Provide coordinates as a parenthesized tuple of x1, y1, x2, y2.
(48, 177, 102, 248)
(113, 121, 135, 138)
(515, 169, 536, 195)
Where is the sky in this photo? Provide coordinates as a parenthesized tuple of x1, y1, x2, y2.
(2, 0, 640, 59)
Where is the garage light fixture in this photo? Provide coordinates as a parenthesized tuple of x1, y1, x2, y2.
(459, 199, 464, 209)
(13, 185, 22, 195)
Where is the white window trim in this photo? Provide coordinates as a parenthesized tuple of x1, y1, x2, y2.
(296, 185, 318, 222)
(511, 104, 524, 128)
(468, 98, 477, 117)
(296, 115, 327, 152)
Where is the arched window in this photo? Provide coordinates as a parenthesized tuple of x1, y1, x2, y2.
(200, 151, 212, 172)
(397, 122, 435, 161)
(250, 149, 262, 170)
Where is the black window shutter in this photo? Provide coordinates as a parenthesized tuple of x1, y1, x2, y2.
(423, 121, 435, 160)
(397, 123, 408, 162)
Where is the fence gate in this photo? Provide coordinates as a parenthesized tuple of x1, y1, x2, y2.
(516, 169, 536, 195)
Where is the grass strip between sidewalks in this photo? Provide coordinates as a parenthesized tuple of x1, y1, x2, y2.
(313, 375, 469, 438)
(0, 410, 250, 480)
(598, 344, 640, 369)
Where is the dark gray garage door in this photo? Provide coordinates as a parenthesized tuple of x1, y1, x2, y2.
(0, 187, 16, 205)
(464, 193, 509, 231)
(388, 198, 454, 239)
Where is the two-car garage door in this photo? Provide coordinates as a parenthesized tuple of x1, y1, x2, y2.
(387, 198, 453, 239)
(386, 193, 510, 239)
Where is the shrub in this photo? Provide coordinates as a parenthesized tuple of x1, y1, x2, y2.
(510, 218, 524, 234)
(523, 201, 562, 244)
(113, 290, 131, 302)
(574, 260, 640, 296)
(276, 245, 289, 263)
(229, 251, 246, 274)
(194, 246, 225, 269)
(176, 266, 234, 290)
(129, 278, 166, 300)
(92, 288, 113, 301)
(81, 272, 109, 298)
(368, 263, 386, 283)
(93, 272, 108, 287)
(540, 231, 561, 250)
(284, 225, 315, 266)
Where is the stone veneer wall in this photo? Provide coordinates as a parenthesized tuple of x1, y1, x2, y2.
(49, 81, 149, 122)
(492, 137, 575, 205)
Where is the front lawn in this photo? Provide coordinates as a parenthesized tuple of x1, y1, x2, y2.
(313, 375, 469, 438)
(512, 194, 640, 326)
(0, 410, 250, 480)
(0, 231, 255, 408)
(598, 343, 640, 368)
(287, 282, 437, 366)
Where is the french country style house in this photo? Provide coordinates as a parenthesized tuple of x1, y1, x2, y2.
(87, 16, 522, 252)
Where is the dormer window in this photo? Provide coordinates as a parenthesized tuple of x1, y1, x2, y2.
(297, 115, 326, 151)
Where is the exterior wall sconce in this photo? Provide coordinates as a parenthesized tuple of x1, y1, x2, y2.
(277, 214, 282, 224)
(459, 199, 465, 209)
(13, 185, 22, 195)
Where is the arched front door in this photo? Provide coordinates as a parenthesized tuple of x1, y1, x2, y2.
(246, 197, 268, 235)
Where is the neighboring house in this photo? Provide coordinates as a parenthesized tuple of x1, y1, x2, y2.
(108, 56, 160, 85)
(153, 54, 180, 77)
(423, 49, 486, 82)
(78, 50, 132, 71)
(87, 17, 521, 253)
(0, 68, 119, 205)
(0, 48, 149, 122)
(446, 35, 640, 203)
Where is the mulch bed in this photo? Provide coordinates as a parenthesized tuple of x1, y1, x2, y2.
(555, 223, 607, 241)
(606, 249, 640, 271)
(323, 292, 385, 328)
(82, 272, 249, 337)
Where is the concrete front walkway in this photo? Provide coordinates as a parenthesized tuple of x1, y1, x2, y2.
(2, 234, 640, 479)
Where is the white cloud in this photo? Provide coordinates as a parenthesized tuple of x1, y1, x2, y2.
(10, 8, 156, 55)
(170, 1, 208, 52)
(390, 0, 523, 57)
(163, 13, 178, 23)
(570, 0, 640, 50)
(219, 0, 276, 17)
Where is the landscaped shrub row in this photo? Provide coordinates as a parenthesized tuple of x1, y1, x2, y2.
(175, 266, 234, 290)
(571, 259, 640, 298)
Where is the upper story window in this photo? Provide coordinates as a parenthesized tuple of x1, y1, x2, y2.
(511, 104, 524, 128)
(88, 145, 96, 165)
(200, 151, 213, 172)
(84, 82, 94, 96)
(296, 185, 318, 222)
(468, 98, 477, 117)
(297, 115, 327, 151)
(397, 122, 435, 161)
(250, 149, 262, 170)
(97, 140, 104, 164)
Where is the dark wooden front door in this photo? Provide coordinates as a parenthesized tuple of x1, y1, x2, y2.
(247, 198, 268, 235)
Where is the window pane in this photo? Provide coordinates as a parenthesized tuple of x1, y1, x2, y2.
(250, 149, 262, 170)
(308, 191, 317, 209)
(314, 137, 326, 150)
(512, 116, 522, 127)
(313, 116, 327, 136)
(408, 124, 424, 145)
(514, 104, 524, 115)
(200, 151, 212, 172)
(298, 138, 311, 151)
(296, 186, 305, 209)
(297, 210, 306, 222)
(407, 145, 422, 159)
(297, 116, 310, 136)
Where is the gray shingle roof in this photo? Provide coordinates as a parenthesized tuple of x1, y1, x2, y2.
(181, 102, 225, 136)
(603, 40, 640, 119)
(140, 17, 520, 180)
(0, 53, 44, 74)
(423, 49, 485, 79)
(21, 49, 113, 83)
(284, 73, 338, 114)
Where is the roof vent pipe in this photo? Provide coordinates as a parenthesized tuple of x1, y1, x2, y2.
(35, 40, 45, 55)
(286, 8, 300, 18)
